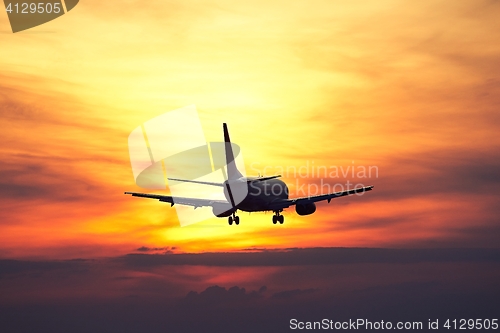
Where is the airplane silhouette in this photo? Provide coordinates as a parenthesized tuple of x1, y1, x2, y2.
(125, 123, 373, 225)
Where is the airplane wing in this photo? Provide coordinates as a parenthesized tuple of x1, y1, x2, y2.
(268, 185, 374, 211)
(124, 192, 229, 208)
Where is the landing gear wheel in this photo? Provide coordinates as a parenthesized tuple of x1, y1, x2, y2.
(272, 210, 283, 224)
(234, 216, 240, 225)
(228, 216, 233, 225)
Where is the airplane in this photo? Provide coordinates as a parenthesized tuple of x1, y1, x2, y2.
(125, 123, 374, 225)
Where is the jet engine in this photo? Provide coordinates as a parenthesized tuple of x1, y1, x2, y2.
(295, 203, 316, 216)
(212, 203, 236, 217)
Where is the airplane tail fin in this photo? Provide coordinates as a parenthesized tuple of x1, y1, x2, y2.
(223, 123, 243, 180)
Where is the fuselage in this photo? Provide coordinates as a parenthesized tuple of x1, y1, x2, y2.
(223, 177, 289, 212)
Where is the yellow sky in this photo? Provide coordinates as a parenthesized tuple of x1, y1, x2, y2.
(1, 0, 500, 258)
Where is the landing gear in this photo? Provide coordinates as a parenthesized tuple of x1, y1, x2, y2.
(272, 211, 284, 224)
(228, 213, 240, 226)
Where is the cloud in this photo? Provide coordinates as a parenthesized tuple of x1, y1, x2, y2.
(1, 249, 499, 333)
(271, 288, 317, 299)
(1, 245, 500, 333)
(276, 146, 500, 248)
(118, 248, 500, 268)
(181, 285, 265, 306)
(0, 74, 126, 214)
(0, 259, 91, 278)
(377, 149, 500, 199)
(135, 246, 172, 252)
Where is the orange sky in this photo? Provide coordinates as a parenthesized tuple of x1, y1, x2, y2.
(1, 0, 500, 259)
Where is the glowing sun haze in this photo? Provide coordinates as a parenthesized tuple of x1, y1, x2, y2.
(1, 0, 499, 258)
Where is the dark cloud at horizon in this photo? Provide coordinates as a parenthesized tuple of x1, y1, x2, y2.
(180, 285, 266, 306)
(0, 258, 93, 278)
(118, 247, 500, 268)
(1, 247, 496, 277)
(135, 246, 176, 253)
(1, 248, 499, 333)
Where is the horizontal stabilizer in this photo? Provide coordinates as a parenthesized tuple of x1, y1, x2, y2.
(167, 178, 224, 187)
(248, 175, 282, 183)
